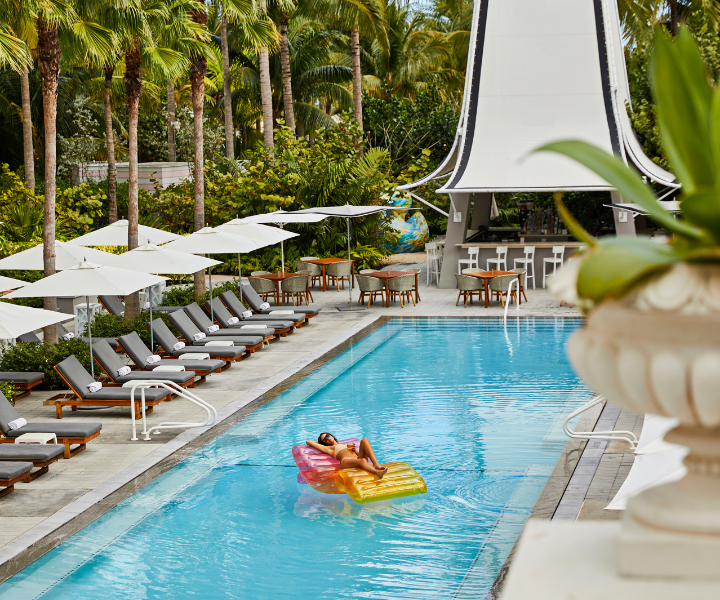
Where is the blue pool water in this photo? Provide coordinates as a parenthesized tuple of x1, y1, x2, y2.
(0, 318, 588, 599)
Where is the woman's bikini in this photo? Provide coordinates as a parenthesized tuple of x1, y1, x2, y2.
(332, 444, 353, 459)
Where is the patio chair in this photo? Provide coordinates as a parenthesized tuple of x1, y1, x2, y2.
(388, 274, 416, 307)
(250, 271, 270, 275)
(299, 261, 322, 288)
(168, 310, 266, 353)
(204, 297, 295, 337)
(91, 339, 197, 388)
(248, 276, 276, 302)
(238, 287, 322, 319)
(404, 268, 422, 302)
(358, 269, 375, 274)
(145, 318, 248, 362)
(326, 261, 351, 290)
(509, 268, 528, 303)
(300, 256, 318, 260)
(118, 331, 228, 376)
(281, 274, 311, 306)
(488, 274, 520, 308)
(455, 274, 483, 307)
(357, 275, 385, 308)
(184, 303, 274, 346)
(0, 462, 32, 498)
(0, 391, 101, 457)
(0, 371, 44, 399)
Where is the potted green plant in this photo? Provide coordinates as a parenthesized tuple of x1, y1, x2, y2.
(537, 29, 720, 578)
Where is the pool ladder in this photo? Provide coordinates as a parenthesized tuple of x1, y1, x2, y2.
(125, 380, 217, 441)
(563, 395, 638, 449)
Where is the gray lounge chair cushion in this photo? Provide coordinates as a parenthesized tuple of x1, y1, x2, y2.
(0, 444, 64, 462)
(146, 319, 246, 359)
(185, 303, 279, 335)
(92, 339, 127, 375)
(168, 311, 266, 346)
(0, 462, 32, 480)
(114, 371, 195, 384)
(239, 286, 321, 315)
(99, 295, 125, 316)
(0, 372, 44, 385)
(17, 332, 41, 343)
(118, 332, 226, 372)
(206, 298, 297, 328)
(94, 339, 196, 383)
(55, 355, 167, 402)
(0, 392, 102, 438)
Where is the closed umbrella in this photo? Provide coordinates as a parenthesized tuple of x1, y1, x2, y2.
(0, 240, 122, 271)
(7, 261, 166, 376)
(162, 227, 263, 323)
(0, 303, 71, 340)
(65, 219, 181, 247)
(113, 244, 221, 348)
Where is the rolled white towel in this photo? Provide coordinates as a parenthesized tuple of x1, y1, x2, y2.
(87, 382, 102, 393)
(207, 325, 220, 333)
(146, 355, 161, 364)
(61, 332, 75, 341)
(7, 417, 27, 431)
(259, 302, 270, 310)
(117, 366, 131, 377)
(173, 341, 185, 351)
(227, 317, 239, 326)
(193, 332, 206, 342)
(241, 311, 252, 320)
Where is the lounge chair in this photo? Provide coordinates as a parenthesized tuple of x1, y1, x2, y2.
(92, 339, 198, 388)
(0, 462, 32, 498)
(0, 371, 44, 399)
(0, 443, 65, 480)
(184, 303, 276, 342)
(215, 293, 307, 327)
(145, 319, 248, 362)
(57, 323, 121, 351)
(98, 294, 182, 316)
(168, 310, 266, 353)
(0, 391, 101, 457)
(118, 332, 228, 377)
(204, 297, 296, 337)
(54, 355, 171, 420)
(239, 286, 321, 319)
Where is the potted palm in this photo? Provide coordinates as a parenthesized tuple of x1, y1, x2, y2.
(538, 29, 720, 578)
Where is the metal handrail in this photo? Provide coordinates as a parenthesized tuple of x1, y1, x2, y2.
(125, 380, 217, 441)
(563, 395, 638, 449)
(503, 277, 521, 321)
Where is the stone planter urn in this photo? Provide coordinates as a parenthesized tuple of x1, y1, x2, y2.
(567, 263, 720, 578)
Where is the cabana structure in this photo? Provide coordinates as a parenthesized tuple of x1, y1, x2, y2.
(399, 0, 677, 287)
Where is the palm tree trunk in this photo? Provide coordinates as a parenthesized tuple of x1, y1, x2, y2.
(350, 27, 363, 131)
(191, 2, 208, 300)
(167, 79, 176, 161)
(19, 67, 35, 194)
(258, 49, 274, 150)
(221, 15, 234, 159)
(104, 66, 118, 223)
(124, 39, 142, 320)
(279, 14, 295, 133)
(669, 0, 679, 35)
(37, 15, 59, 345)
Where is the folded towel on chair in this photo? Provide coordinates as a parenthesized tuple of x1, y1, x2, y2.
(117, 366, 131, 377)
(87, 382, 102, 393)
(193, 332, 206, 341)
(179, 353, 210, 360)
(241, 310, 252, 319)
(173, 341, 185, 351)
(7, 418, 27, 431)
(146, 355, 161, 364)
(207, 325, 220, 333)
(227, 317, 239, 325)
(259, 302, 270, 310)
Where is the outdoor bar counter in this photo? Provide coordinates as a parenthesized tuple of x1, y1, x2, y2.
(456, 242, 584, 287)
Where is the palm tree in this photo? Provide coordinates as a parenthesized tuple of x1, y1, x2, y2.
(278, 9, 295, 132)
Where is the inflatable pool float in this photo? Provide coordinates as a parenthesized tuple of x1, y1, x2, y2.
(292, 439, 427, 504)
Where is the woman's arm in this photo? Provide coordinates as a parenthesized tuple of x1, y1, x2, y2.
(306, 440, 332, 455)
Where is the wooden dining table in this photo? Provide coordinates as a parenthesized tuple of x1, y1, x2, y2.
(253, 272, 305, 305)
(301, 258, 356, 291)
(463, 270, 521, 308)
(365, 271, 420, 307)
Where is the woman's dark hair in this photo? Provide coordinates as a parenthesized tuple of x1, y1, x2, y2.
(318, 432, 336, 446)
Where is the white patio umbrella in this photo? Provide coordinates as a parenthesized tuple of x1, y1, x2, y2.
(238, 210, 327, 273)
(216, 219, 299, 301)
(7, 260, 166, 377)
(66, 219, 181, 247)
(0, 240, 122, 271)
(0, 275, 29, 292)
(162, 227, 263, 322)
(291, 205, 411, 311)
(0, 302, 71, 340)
(113, 244, 222, 348)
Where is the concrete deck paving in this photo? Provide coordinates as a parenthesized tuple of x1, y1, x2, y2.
(0, 264, 588, 582)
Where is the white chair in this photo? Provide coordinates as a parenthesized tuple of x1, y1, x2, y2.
(457, 247, 479, 274)
(426, 242, 440, 285)
(487, 246, 508, 271)
(513, 246, 536, 289)
(543, 246, 565, 287)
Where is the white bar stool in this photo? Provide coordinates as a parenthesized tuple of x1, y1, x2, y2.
(513, 246, 536, 289)
(426, 242, 440, 285)
(458, 247, 479, 274)
(543, 246, 565, 287)
(487, 245, 508, 271)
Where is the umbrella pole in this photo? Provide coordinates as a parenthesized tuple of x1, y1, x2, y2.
(150, 283, 154, 351)
(337, 217, 364, 311)
(238, 253, 243, 305)
(209, 266, 214, 323)
(281, 240, 285, 273)
(86, 295, 94, 378)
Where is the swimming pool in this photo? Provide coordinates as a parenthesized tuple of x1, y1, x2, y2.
(0, 318, 588, 599)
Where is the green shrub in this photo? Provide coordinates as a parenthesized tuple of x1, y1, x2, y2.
(0, 339, 92, 390)
(84, 311, 153, 349)
(0, 381, 15, 405)
(163, 279, 240, 309)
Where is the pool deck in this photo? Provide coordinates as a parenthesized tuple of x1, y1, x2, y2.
(0, 270, 591, 583)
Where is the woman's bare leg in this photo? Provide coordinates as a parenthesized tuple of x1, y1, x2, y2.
(356, 438, 383, 469)
(341, 457, 386, 478)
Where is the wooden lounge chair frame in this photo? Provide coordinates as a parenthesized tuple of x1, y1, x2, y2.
(205, 298, 292, 340)
(169, 310, 264, 354)
(12, 377, 43, 400)
(0, 429, 101, 459)
(92, 355, 198, 389)
(0, 468, 32, 497)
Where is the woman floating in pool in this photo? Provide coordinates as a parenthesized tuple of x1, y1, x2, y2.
(306, 434, 389, 479)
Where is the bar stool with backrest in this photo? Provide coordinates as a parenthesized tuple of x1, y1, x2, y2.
(357, 274, 385, 308)
(487, 245, 508, 271)
(513, 246, 535, 288)
(388, 274, 416, 307)
(455, 274, 483, 307)
(543, 246, 565, 287)
(426, 242, 440, 285)
(281, 274, 310, 306)
(458, 247, 479, 274)
(326, 261, 351, 290)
